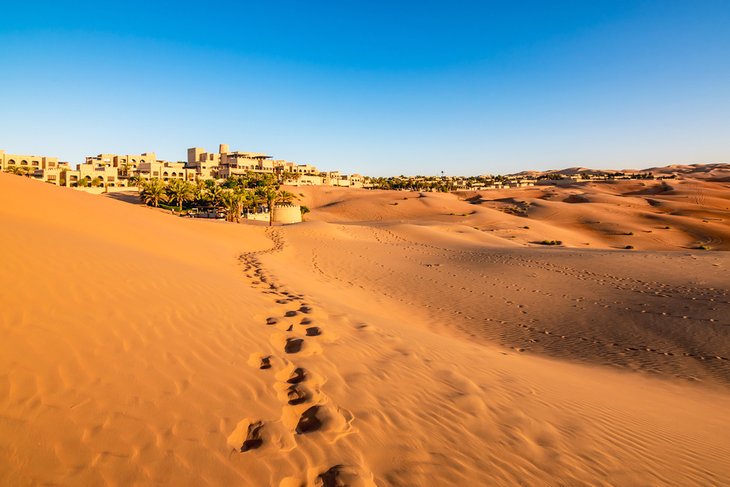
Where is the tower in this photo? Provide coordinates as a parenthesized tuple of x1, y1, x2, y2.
(187, 147, 204, 165)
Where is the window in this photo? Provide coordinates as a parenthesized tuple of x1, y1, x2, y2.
(7, 159, 15, 165)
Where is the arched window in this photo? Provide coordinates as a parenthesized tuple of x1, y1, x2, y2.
(163, 171, 169, 177)
(21, 160, 28, 165)
(32, 161, 40, 166)
(140, 159, 145, 164)
(171, 172, 177, 177)
(7, 159, 15, 165)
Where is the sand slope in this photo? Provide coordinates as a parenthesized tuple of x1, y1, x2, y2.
(2, 174, 729, 486)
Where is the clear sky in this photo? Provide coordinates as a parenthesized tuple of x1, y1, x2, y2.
(1, 1, 729, 176)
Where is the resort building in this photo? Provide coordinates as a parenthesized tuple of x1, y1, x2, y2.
(2, 143, 366, 189)
(66, 162, 121, 187)
(188, 144, 321, 179)
(0, 149, 59, 173)
(137, 160, 196, 182)
(0, 149, 72, 186)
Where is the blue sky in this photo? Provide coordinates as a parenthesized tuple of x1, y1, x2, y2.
(1, 1, 729, 175)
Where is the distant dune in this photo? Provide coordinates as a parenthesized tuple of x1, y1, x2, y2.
(1, 172, 729, 486)
(511, 162, 730, 179)
(292, 175, 730, 251)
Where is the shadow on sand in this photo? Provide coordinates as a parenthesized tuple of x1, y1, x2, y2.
(102, 191, 142, 205)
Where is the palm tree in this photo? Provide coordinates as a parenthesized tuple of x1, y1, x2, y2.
(128, 175, 142, 188)
(140, 178, 167, 207)
(276, 190, 298, 205)
(207, 184, 223, 207)
(255, 186, 279, 226)
(13, 166, 34, 178)
(192, 180, 207, 205)
(219, 189, 250, 223)
(166, 179, 193, 211)
(280, 171, 301, 185)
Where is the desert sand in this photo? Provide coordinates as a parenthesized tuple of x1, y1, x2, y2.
(1, 172, 729, 486)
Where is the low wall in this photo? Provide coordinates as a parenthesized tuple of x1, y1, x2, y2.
(243, 206, 301, 224)
(245, 212, 270, 222)
(71, 186, 137, 195)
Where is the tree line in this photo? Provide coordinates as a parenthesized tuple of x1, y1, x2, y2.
(136, 173, 301, 225)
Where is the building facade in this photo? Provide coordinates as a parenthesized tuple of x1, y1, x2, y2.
(2, 143, 365, 189)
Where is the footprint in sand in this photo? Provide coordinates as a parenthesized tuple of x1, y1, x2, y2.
(315, 464, 376, 487)
(296, 405, 323, 434)
(316, 465, 347, 487)
(306, 327, 322, 337)
(285, 338, 304, 354)
(287, 385, 309, 405)
(241, 421, 264, 451)
(228, 419, 265, 453)
(248, 353, 274, 370)
(266, 317, 279, 325)
(286, 367, 306, 384)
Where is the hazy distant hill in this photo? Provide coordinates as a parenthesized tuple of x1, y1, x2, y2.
(510, 162, 730, 181)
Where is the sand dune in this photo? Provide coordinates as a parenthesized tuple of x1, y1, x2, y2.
(2, 173, 729, 486)
(513, 162, 730, 181)
(293, 176, 730, 250)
